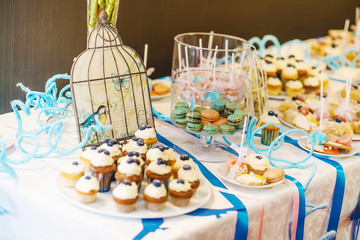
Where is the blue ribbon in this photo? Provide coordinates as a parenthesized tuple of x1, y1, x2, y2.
(134, 219, 166, 240)
(351, 197, 360, 240)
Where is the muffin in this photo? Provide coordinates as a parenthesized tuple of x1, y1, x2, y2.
(244, 154, 269, 176)
(281, 64, 298, 81)
(74, 175, 100, 203)
(99, 139, 121, 162)
(146, 145, 167, 165)
(168, 179, 193, 207)
(115, 158, 142, 186)
(275, 57, 287, 75)
(121, 137, 147, 161)
(112, 180, 138, 213)
(146, 158, 172, 186)
(303, 77, 320, 94)
(262, 59, 277, 77)
(60, 160, 85, 187)
(285, 80, 303, 97)
(134, 124, 157, 147)
(178, 164, 200, 194)
(143, 180, 168, 211)
(293, 59, 308, 77)
(172, 155, 196, 178)
(163, 147, 177, 167)
(80, 146, 97, 172)
(258, 110, 280, 146)
(267, 77, 282, 96)
(90, 149, 116, 192)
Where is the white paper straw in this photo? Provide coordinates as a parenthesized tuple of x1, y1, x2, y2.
(185, 46, 191, 82)
(237, 50, 246, 75)
(356, 20, 360, 48)
(178, 43, 182, 71)
(143, 44, 148, 68)
(343, 19, 350, 47)
(320, 71, 324, 99)
(225, 40, 229, 71)
(199, 38, 203, 69)
(212, 45, 219, 81)
(356, 7, 360, 24)
(346, 74, 352, 107)
(230, 52, 235, 83)
(206, 31, 215, 65)
(319, 97, 325, 128)
(238, 117, 248, 161)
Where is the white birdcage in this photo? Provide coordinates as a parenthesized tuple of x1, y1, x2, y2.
(70, 11, 153, 146)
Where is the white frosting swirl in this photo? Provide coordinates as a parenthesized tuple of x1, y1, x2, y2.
(146, 148, 165, 162)
(81, 147, 98, 160)
(275, 58, 287, 70)
(286, 80, 303, 89)
(90, 150, 114, 167)
(178, 166, 199, 183)
(245, 154, 269, 171)
(267, 77, 282, 86)
(144, 182, 167, 199)
(118, 155, 145, 168)
(122, 139, 148, 154)
(163, 148, 176, 160)
(169, 179, 191, 192)
(262, 61, 276, 73)
(282, 66, 298, 77)
(62, 161, 85, 174)
(259, 112, 280, 125)
(304, 77, 319, 87)
(99, 142, 121, 157)
(117, 160, 142, 176)
(75, 176, 100, 193)
(135, 127, 156, 140)
(174, 158, 195, 171)
(147, 161, 171, 175)
(112, 182, 138, 200)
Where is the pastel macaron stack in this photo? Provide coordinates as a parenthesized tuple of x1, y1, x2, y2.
(227, 114, 243, 129)
(186, 110, 202, 133)
(224, 102, 242, 117)
(213, 98, 227, 114)
(219, 124, 236, 135)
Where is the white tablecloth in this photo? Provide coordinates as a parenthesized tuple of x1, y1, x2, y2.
(0, 79, 359, 240)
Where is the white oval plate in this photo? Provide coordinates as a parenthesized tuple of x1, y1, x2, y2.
(150, 80, 171, 100)
(57, 176, 211, 219)
(0, 128, 15, 149)
(217, 165, 284, 189)
(269, 92, 287, 101)
(297, 136, 359, 158)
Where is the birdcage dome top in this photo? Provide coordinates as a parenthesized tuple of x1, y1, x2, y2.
(87, 22, 122, 49)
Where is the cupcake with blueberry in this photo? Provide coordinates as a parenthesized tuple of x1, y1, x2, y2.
(258, 111, 281, 146)
(112, 180, 139, 213)
(178, 165, 200, 194)
(60, 160, 85, 187)
(244, 154, 269, 175)
(285, 80, 303, 97)
(168, 179, 193, 207)
(281, 64, 298, 81)
(163, 147, 177, 167)
(146, 158, 172, 187)
(80, 146, 97, 172)
(99, 139, 121, 162)
(172, 155, 196, 178)
(90, 149, 116, 192)
(145, 145, 167, 165)
(74, 175, 100, 203)
(121, 137, 148, 160)
(134, 124, 157, 148)
(143, 179, 168, 211)
(115, 158, 142, 187)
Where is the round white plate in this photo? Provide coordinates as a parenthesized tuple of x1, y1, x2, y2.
(0, 130, 15, 149)
(297, 136, 358, 158)
(150, 80, 171, 100)
(57, 176, 211, 219)
(353, 133, 360, 141)
(217, 165, 284, 189)
(269, 92, 287, 101)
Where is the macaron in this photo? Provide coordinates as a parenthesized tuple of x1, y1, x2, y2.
(201, 109, 220, 122)
(173, 117, 188, 129)
(175, 102, 189, 109)
(203, 124, 219, 135)
(186, 111, 202, 123)
(227, 114, 243, 128)
(263, 168, 285, 183)
(220, 124, 236, 135)
(234, 109, 247, 117)
(172, 107, 187, 119)
(213, 118, 228, 127)
(194, 106, 207, 113)
(225, 103, 241, 116)
(186, 122, 202, 133)
(213, 99, 227, 112)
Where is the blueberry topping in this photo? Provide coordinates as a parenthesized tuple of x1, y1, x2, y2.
(331, 43, 336, 48)
(353, 84, 358, 90)
(158, 145, 165, 152)
(297, 106, 302, 110)
(311, 66, 316, 69)
(177, 179, 185, 184)
(292, 96, 298, 101)
(274, 113, 278, 117)
(287, 64, 295, 68)
(137, 139, 144, 146)
(127, 152, 134, 157)
(183, 164, 191, 170)
(164, 146, 169, 150)
(103, 150, 110, 155)
(277, 57, 285, 60)
(129, 151, 140, 157)
(139, 125, 146, 131)
(123, 180, 132, 186)
(127, 158, 133, 164)
(134, 159, 140, 165)
(146, 125, 152, 129)
(98, 149, 103, 153)
(72, 161, 79, 166)
(90, 146, 97, 150)
(157, 158, 168, 165)
(255, 155, 263, 160)
(288, 55, 295, 58)
(265, 54, 273, 58)
(153, 180, 162, 187)
(107, 141, 114, 147)
(265, 60, 272, 64)
(180, 155, 189, 160)
(104, 139, 109, 143)
(268, 111, 275, 116)
(335, 117, 342, 123)
(85, 176, 91, 180)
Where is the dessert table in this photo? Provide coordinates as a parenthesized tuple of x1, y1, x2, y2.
(0, 78, 360, 240)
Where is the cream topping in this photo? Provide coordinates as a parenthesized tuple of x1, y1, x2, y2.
(81, 146, 98, 160)
(62, 160, 85, 175)
(236, 174, 266, 185)
(146, 148, 166, 162)
(282, 66, 298, 77)
(293, 114, 311, 131)
(169, 179, 192, 192)
(144, 182, 167, 199)
(75, 175, 100, 193)
(135, 127, 156, 140)
(259, 112, 280, 125)
(118, 155, 145, 167)
(112, 182, 138, 200)
(99, 142, 121, 157)
(304, 77, 319, 87)
(178, 166, 199, 183)
(163, 148, 176, 160)
(90, 150, 114, 167)
(275, 58, 287, 70)
(262, 61, 277, 73)
(245, 154, 269, 171)
(174, 158, 196, 171)
(286, 80, 303, 89)
(122, 138, 148, 154)
(117, 159, 142, 176)
(147, 161, 171, 175)
(267, 77, 282, 86)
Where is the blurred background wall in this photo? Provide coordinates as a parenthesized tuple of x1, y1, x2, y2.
(0, 0, 358, 113)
